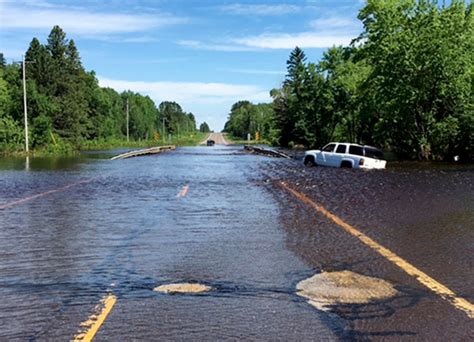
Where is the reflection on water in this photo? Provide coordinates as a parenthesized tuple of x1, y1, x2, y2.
(0, 155, 89, 172)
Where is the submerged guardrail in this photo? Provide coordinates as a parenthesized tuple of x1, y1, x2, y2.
(110, 145, 176, 160)
(243, 145, 291, 159)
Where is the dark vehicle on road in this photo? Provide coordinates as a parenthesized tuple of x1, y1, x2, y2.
(207, 139, 215, 146)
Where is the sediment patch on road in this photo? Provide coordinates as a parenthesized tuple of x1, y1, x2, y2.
(296, 271, 397, 311)
(154, 283, 213, 294)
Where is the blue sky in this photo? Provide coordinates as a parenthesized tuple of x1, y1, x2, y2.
(0, 0, 365, 130)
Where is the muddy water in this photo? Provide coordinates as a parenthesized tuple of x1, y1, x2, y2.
(262, 160, 474, 340)
(1, 148, 473, 340)
(0, 147, 341, 341)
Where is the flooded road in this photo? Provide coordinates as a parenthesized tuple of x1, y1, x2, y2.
(0, 147, 473, 340)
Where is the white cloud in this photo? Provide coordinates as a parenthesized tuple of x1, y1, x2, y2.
(98, 77, 271, 130)
(234, 32, 353, 49)
(222, 68, 285, 75)
(0, 3, 186, 36)
(177, 40, 257, 52)
(220, 4, 300, 16)
(310, 16, 361, 31)
(98, 77, 269, 104)
(178, 30, 354, 52)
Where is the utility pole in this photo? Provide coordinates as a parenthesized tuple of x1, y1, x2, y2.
(126, 98, 129, 142)
(22, 55, 29, 153)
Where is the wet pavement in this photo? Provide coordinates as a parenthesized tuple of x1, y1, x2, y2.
(0, 146, 473, 340)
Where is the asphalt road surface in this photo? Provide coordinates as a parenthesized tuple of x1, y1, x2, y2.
(200, 132, 230, 145)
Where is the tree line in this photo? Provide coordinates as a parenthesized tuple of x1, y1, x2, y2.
(224, 0, 473, 161)
(0, 26, 198, 152)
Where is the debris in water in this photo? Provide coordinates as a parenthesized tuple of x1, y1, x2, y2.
(154, 283, 213, 294)
(243, 145, 291, 159)
(296, 270, 397, 311)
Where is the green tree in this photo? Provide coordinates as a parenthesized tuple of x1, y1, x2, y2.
(0, 68, 11, 117)
(276, 47, 307, 146)
(66, 39, 81, 72)
(46, 25, 67, 61)
(358, 0, 473, 160)
(199, 122, 210, 133)
(0, 53, 5, 69)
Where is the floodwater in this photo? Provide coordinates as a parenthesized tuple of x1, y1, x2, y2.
(0, 146, 473, 340)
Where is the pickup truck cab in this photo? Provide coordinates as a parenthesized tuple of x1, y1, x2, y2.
(304, 143, 387, 169)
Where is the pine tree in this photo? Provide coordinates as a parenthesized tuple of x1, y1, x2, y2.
(47, 26, 68, 61)
(25, 38, 54, 94)
(66, 39, 82, 72)
(0, 53, 5, 69)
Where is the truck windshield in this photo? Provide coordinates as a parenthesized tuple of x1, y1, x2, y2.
(322, 144, 336, 152)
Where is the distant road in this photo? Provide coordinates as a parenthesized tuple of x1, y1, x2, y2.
(199, 132, 229, 145)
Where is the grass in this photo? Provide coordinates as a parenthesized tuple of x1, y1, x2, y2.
(1, 133, 210, 156)
(79, 132, 209, 151)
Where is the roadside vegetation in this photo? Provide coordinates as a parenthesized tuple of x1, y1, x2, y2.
(0, 26, 199, 154)
(224, 1, 473, 161)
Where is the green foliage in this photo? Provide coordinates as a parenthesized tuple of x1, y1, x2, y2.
(223, 101, 274, 142)
(228, 1, 473, 161)
(31, 114, 52, 147)
(0, 53, 5, 69)
(0, 68, 11, 117)
(357, 0, 473, 160)
(158, 101, 197, 137)
(0, 115, 23, 151)
(0, 26, 197, 154)
(199, 122, 210, 133)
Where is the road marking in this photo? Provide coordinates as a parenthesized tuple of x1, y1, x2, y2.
(279, 181, 474, 319)
(0, 178, 97, 210)
(73, 294, 117, 342)
(177, 184, 190, 198)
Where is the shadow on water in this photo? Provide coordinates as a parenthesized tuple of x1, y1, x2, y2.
(0, 156, 92, 172)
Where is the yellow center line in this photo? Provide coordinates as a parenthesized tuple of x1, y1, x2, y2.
(279, 181, 474, 319)
(73, 294, 117, 342)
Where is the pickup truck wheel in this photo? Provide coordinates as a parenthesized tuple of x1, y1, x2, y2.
(340, 161, 352, 168)
(304, 156, 316, 167)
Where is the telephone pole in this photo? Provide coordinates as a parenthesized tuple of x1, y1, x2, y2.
(22, 55, 29, 153)
(126, 98, 129, 142)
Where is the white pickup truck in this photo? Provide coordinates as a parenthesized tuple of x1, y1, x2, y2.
(304, 143, 387, 169)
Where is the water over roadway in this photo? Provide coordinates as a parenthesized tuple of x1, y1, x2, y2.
(0, 144, 473, 340)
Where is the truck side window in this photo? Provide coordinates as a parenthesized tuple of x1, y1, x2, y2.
(349, 145, 364, 156)
(336, 144, 347, 154)
(323, 144, 336, 152)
